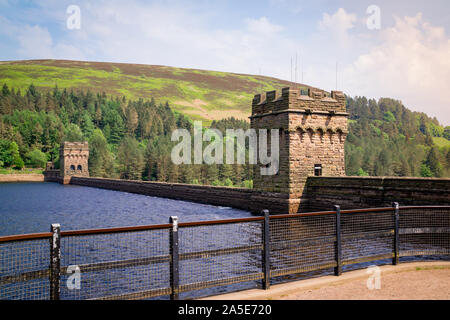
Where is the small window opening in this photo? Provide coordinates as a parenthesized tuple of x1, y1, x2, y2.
(314, 164, 322, 176)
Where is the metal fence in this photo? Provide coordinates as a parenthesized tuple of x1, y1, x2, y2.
(1, 204, 449, 300)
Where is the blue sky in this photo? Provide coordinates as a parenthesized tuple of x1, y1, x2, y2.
(1, 0, 450, 124)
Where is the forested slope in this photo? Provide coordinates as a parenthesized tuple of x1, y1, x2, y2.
(0, 83, 448, 184)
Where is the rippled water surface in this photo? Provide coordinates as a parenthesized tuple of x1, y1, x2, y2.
(0, 182, 252, 236)
(1, 182, 446, 300)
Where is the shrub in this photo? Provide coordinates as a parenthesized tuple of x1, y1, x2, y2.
(26, 149, 47, 168)
(242, 180, 253, 188)
(13, 157, 24, 170)
(420, 164, 433, 177)
(357, 168, 369, 176)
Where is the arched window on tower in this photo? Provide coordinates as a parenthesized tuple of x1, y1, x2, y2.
(70, 165, 75, 171)
(77, 165, 82, 171)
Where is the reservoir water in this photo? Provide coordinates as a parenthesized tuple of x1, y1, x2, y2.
(0, 182, 445, 300)
(0, 181, 258, 300)
(0, 182, 252, 236)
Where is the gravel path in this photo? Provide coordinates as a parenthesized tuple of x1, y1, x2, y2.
(280, 268, 450, 300)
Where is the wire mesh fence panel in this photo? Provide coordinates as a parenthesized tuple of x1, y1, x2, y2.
(341, 210, 394, 263)
(60, 228, 170, 300)
(178, 221, 263, 294)
(399, 207, 450, 257)
(1, 206, 448, 300)
(269, 215, 337, 276)
(0, 239, 50, 300)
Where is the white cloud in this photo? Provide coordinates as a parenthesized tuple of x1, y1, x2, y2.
(318, 7, 356, 32)
(318, 7, 357, 46)
(55, 1, 294, 76)
(344, 13, 450, 124)
(245, 17, 284, 35)
(14, 24, 85, 60)
(17, 25, 53, 58)
(2, 3, 449, 124)
(293, 8, 364, 92)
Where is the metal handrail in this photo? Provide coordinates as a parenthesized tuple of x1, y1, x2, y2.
(1, 205, 449, 242)
(1, 205, 449, 300)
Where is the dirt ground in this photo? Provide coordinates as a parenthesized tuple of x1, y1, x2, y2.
(279, 268, 450, 300)
(202, 263, 450, 300)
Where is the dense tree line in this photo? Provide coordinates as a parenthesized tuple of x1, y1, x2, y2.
(345, 96, 450, 177)
(0, 84, 449, 183)
(0, 84, 253, 186)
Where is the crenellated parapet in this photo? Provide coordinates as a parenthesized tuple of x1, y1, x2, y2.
(60, 142, 89, 155)
(251, 87, 346, 117)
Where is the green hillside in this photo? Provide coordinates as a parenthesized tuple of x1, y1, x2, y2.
(0, 59, 448, 182)
(0, 59, 311, 124)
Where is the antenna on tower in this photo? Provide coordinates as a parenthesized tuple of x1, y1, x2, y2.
(335, 61, 338, 90)
(259, 67, 262, 92)
(290, 57, 293, 82)
(301, 56, 303, 84)
(295, 52, 298, 84)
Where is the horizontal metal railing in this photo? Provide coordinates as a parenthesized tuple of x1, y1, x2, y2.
(0, 204, 449, 300)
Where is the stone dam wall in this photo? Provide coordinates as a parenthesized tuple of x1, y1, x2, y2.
(69, 177, 290, 214)
(304, 176, 450, 211)
(62, 176, 450, 214)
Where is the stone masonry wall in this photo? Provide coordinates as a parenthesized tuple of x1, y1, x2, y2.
(251, 87, 348, 213)
(60, 141, 89, 181)
(304, 176, 450, 211)
(43, 169, 59, 182)
(65, 176, 450, 215)
(69, 177, 291, 214)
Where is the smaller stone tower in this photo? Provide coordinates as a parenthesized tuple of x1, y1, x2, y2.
(59, 142, 89, 184)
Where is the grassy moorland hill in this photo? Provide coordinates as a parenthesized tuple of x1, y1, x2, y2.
(0, 59, 448, 180)
(0, 59, 312, 123)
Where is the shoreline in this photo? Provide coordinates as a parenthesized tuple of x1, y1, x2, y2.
(0, 173, 45, 183)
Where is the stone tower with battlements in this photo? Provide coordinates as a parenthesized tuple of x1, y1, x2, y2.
(59, 142, 89, 184)
(250, 87, 348, 213)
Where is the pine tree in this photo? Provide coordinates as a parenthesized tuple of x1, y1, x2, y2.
(205, 164, 219, 184)
(117, 136, 144, 180)
(89, 129, 114, 177)
(180, 164, 194, 184)
(426, 147, 443, 177)
(168, 163, 180, 183)
(399, 158, 411, 177)
(219, 164, 233, 183)
(2, 84, 10, 96)
(64, 124, 84, 142)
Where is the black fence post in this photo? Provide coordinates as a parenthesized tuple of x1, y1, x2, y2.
(262, 210, 270, 290)
(334, 205, 342, 276)
(49, 223, 61, 300)
(169, 216, 179, 300)
(392, 202, 400, 265)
